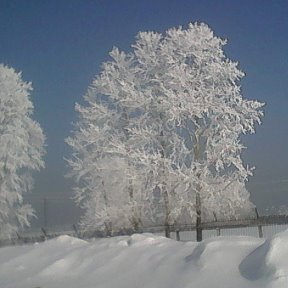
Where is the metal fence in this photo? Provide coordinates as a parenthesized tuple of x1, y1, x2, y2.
(1, 214, 288, 247)
(166, 214, 288, 241)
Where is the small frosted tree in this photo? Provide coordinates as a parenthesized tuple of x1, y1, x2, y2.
(66, 94, 145, 235)
(0, 64, 45, 238)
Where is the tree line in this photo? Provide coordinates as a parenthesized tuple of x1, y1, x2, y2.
(0, 23, 263, 241)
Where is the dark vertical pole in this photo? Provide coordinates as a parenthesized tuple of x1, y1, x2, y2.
(176, 230, 180, 241)
(73, 224, 79, 238)
(43, 197, 47, 228)
(258, 225, 263, 238)
(213, 212, 220, 236)
(165, 225, 171, 238)
(41, 227, 48, 240)
(196, 192, 202, 242)
(255, 208, 263, 238)
(194, 117, 203, 242)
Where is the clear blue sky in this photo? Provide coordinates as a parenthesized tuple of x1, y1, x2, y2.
(1, 0, 288, 223)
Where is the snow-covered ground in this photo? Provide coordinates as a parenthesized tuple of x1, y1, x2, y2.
(1, 232, 288, 288)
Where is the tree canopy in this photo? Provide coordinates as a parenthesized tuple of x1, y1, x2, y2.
(0, 64, 45, 237)
(67, 23, 264, 239)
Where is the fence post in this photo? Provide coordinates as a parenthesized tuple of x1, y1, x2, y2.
(213, 212, 221, 236)
(255, 208, 263, 238)
(73, 224, 80, 238)
(41, 227, 48, 240)
(15, 232, 22, 245)
(176, 230, 180, 241)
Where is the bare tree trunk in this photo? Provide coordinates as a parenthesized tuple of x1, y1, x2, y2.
(128, 178, 142, 232)
(159, 128, 171, 238)
(165, 226, 171, 238)
(196, 191, 202, 241)
(104, 221, 112, 237)
(163, 184, 171, 238)
(102, 180, 112, 237)
(194, 117, 203, 242)
(160, 130, 171, 238)
(122, 108, 142, 232)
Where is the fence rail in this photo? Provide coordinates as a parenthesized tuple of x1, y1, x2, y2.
(1, 214, 288, 247)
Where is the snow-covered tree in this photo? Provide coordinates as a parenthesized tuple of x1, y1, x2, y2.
(0, 64, 45, 238)
(68, 22, 263, 240)
(155, 24, 264, 240)
(66, 94, 145, 235)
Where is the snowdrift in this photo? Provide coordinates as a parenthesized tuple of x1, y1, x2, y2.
(239, 230, 288, 287)
(0, 232, 288, 288)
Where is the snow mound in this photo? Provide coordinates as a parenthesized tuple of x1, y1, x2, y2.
(52, 235, 88, 245)
(240, 230, 288, 286)
(126, 233, 171, 247)
(1, 233, 288, 288)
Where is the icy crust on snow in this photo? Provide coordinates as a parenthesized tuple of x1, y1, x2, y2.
(0, 232, 288, 288)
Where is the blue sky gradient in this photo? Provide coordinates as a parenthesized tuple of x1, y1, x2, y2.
(1, 0, 288, 223)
